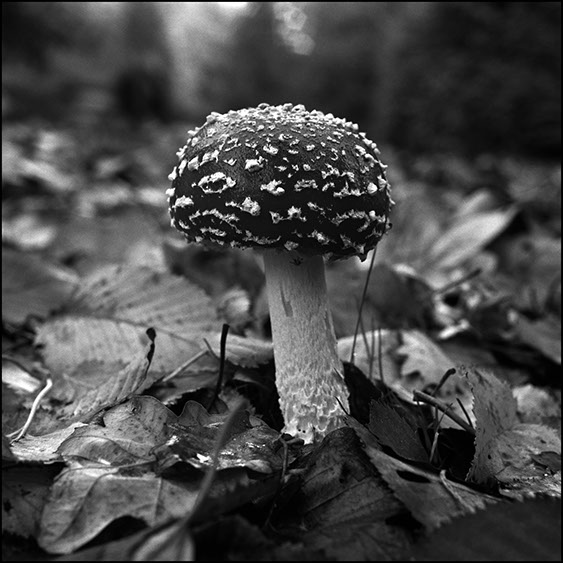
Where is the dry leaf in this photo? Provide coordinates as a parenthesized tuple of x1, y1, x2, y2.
(397, 330, 455, 389)
(36, 264, 218, 379)
(365, 443, 497, 531)
(463, 367, 561, 496)
(38, 467, 199, 554)
(2, 247, 79, 325)
(426, 207, 517, 271)
(337, 329, 401, 382)
(513, 313, 561, 364)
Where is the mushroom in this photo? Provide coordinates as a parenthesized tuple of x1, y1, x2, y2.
(167, 103, 392, 443)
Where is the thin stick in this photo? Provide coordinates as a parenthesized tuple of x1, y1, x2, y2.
(432, 267, 482, 296)
(161, 349, 208, 383)
(208, 324, 229, 411)
(456, 397, 474, 429)
(9, 378, 53, 442)
(359, 312, 371, 362)
(350, 248, 377, 364)
(368, 320, 376, 381)
(431, 368, 457, 397)
(413, 390, 475, 435)
(188, 400, 245, 523)
(377, 325, 384, 384)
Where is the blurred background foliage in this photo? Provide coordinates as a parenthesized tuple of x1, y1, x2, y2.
(2, 1, 561, 156)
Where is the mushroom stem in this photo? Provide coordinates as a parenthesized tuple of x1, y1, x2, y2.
(262, 250, 349, 442)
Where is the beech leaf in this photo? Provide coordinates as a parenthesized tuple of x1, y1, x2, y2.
(36, 264, 219, 379)
(58, 327, 157, 420)
(2, 247, 79, 325)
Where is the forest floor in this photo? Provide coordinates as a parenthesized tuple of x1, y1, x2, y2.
(2, 117, 561, 561)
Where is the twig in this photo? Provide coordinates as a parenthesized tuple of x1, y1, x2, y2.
(456, 397, 474, 429)
(188, 400, 245, 523)
(9, 378, 53, 442)
(161, 349, 208, 383)
(208, 324, 229, 411)
(368, 320, 376, 381)
(350, 248, 377, 364)
(431, 368, 457, 397)
(413, 389, 475, 435)
(432, 267, 482, 296)
(377, 325, 384, 384)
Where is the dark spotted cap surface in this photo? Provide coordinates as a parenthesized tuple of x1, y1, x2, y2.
(167, 103, 393, 260)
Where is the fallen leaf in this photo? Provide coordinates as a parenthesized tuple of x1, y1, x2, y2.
(57, 396, 177, 465)
(364, 441, 497, 531)
(513, 384, 561, 425)
(368, 399, 429, 463)
(35, 264, 219, 380)
(2, 247, 79, 325)
(463, 367, 561, 496)
(274, 427, 414, 561)
(2, 465, 62, 538)
(55, 328, 156, 422)
(50, 519, 195, 562)
(38, 466, 200, 554)
(39, 396, 281, 554)
(2, 434, 15, 461)
(204, 332, 273, 368)
(337, 329, 401, 383)
(397, 330, 456, 390)
(126, 519, 195, 561)
(426, 207, 517, 271)
(159, 400, 282, 474)
(9, 423, 86, 463)
(513, 313, 561, 364)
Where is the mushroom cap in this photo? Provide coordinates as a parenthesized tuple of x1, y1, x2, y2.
(167, 103, 392, 260)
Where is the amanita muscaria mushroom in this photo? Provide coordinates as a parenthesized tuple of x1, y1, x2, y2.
(167, 103, 392, 443)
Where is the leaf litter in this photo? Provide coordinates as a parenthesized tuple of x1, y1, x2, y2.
(2, 122, 561, 560)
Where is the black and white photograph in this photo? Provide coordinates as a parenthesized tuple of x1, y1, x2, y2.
(2, 2, 561, 561)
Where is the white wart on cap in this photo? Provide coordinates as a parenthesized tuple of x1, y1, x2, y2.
(167, 103, 392, 260)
